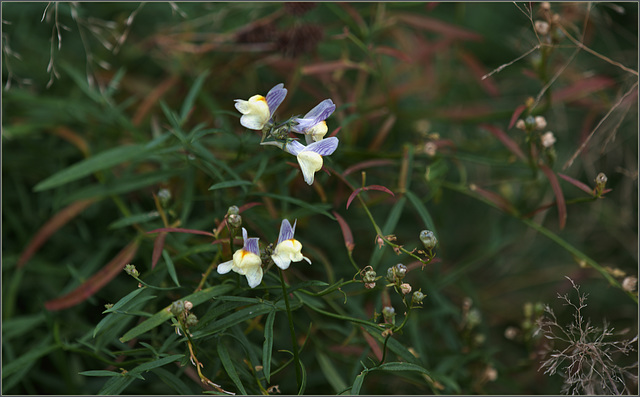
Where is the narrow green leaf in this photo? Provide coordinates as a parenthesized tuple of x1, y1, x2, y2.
(152, 367, 192, 395)
(262, 311, 276, 383)
(98, 373, 136, 395)
(217, 341, 247, 395)
(34, 144, 153, 191)
(253, 192, 336, 220)
(1, 313, 46, 341)
(405, 190, 436, 233)
(208, 180, 253, 191)
(351, 372, 366, 395)
(316, 350, 348, 393)
(298, 360, 307, 395)
(375, 361, 431, 374)
(102, 288, 147, 315)
(79, 370, 122, 377)
(162, 250, 180, 287)
(130, 354, 184, 375)
(2, 336, 58, 379)
(180, 70, 209, 123)
(120, 284, 234, 342)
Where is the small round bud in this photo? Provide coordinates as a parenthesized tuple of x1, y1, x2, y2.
(124, 264, 139, 278)
(400, 283, 412, 295)
(386, 267, 395, 283)
(540, 2, 551, 12)
(524, 115, 536, 130)
(394, 263, 407, 279)
(363, 270, 377, 283)
(364, 282, 376, 289)
(424, 142, 437, 157)
(228, 213, 242, 228)
(540, 131, 556, 148)
(170, 300, 185, 317)
(158, 188, 171, 207)
(412, 290, 425, 304)
(186, 313, 199, 327)
(272, 125, 290, 140)
(595, 172, 607, 188)
(504, 326, 519, 340)
(467, 308, 482, 327)
(382, 306, 396, 323)
(184, 301, 193, 311)
(419, 230, 437, 250)
(227, 205, 240, 216)
(515, 119, 526, 130)
(534, 116, 547, 130)
(622, 276, 637, 292)
(535, 20, 550, 35)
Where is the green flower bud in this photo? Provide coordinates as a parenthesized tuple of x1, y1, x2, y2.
(382, 306, 396, 324)
(170, 300, 185, 317)
(419, 230, 437, 250)
(363, 270, 377, 283)
(595, 172, 607, 191)
(524, 115, 536, 130)
(228, 213, 242, 228)
(158, 188, 171, 207)
(394, 263, 407, 279)
(124, 264, 139, 278)
(186, 313, 199, 328)
(412, 290, 425, 304)
(386, 267, 395, 283)
(227, 206, 240, 216)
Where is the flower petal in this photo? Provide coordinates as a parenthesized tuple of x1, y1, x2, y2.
(297, 151, 323, 185)
(272, 253, 291, 270)
(306, 136, 339, 156)
(244, 237, 260, 256)
(283, 140, 306, 156)
(217, 260, 234, 274)
(245, 266, 264, 288)
(277, 219, 296, 244)
(292, 99, 335, 133)
(266, 83, 287, 116)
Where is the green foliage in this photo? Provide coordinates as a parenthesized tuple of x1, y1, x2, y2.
(2, 2, 638, 395)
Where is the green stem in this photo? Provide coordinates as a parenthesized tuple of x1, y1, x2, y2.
(279, 269, 302, 393)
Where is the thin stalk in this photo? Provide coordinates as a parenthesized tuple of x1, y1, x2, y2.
(278, 269, 302, 392)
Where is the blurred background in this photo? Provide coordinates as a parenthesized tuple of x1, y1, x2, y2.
(2, 2, 638, 395)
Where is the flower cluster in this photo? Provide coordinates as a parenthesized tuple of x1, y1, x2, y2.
(234, 83, 339, 185)
(217, 219, 311, 288)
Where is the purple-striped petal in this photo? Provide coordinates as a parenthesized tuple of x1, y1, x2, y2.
(266, 83, 287, 116)
(305, 137, 339, 156)
(245, 237, 260, 256)
(277, 219, 296, 244)
(292, 99, 335, 133)
(284, 140, 306, 156)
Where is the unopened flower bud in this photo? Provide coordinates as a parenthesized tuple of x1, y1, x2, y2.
(170, 300, 185, 317)
(386, 267, 395, 283)
(424, 142, 437, 157)
(395, 263, 407, 279)
(595, 172, 607, 191)
(104, 303, 114, 310)
(541, 131, 556, 148)
(419, 230, 437, 250)
(524, 115, 536, 130)
(504, 326, 519, 340)
(535, 20, 550, 35)
(363, 269, 377, 283)
(515, 119, 526, 130)
(382, 306, 396, 323)
(228, 213, 242, 228)
(124, 264, 139, 278)
(158, 188, 171, 207)
(186, 313, 199, 327)
(412, 290, 425, 304)
(365, 282, 376, 289)
(184, 301, 193, 311)
(622, 276, 637, 292)
(534, 116, 547, 130)
(227, 205, 240, 216)
(400, 283, 412, 295)
(540, 2, 551, 12)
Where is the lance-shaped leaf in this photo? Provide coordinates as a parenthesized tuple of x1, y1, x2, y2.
(332, 211, 354, 254)
(346, 185, 395, 209)
(480, 124, 527, 161)
(540, 164, 567, 230)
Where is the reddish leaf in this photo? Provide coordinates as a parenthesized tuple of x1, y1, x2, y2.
(508, 104, 528, 130)
(480, 124, 527, 161)
(332, 211, 355, 254)
(343, 159, 394, 177)
(302, 60, 363, 75)
(151, 232, 167, 269)
(328, 126, 342, 138)
(540, 164, 567, 230)
(394, 13, 483, 42)
(558, 173, 594, 195)
(361, 327, 383, 361)
(363, 185, 395, 198)
(346, 188, 364, 210)
(459, 51, 499, 97)
(375, 46, 411, 62)
(469, 184, 515, 214)
(146, 227, 214, 237)
(19, 198, 97, 268)
(551, 75, 616, 104)
(45, 241, 140, 311)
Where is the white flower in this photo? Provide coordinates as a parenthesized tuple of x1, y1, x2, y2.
(282, 137, 339, 185)
(217, 228, 263, 288)
(271, 219, 311, 270)
(292, 99, 336, 144)
(234, 83, 287, 130)
(541, 131, 556, 148)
